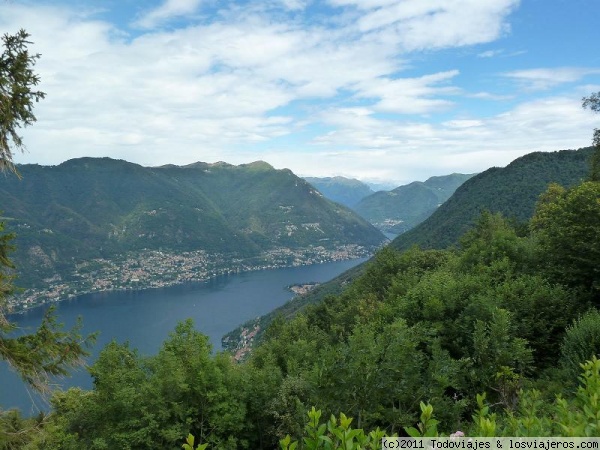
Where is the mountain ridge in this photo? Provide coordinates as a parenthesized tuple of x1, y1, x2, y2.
(226, 146, 595, 350)
(303, 176, 375, 208)
(1, 158, 385, 299)
(391, 146, 594, 251)
(354, 172, 475, 233)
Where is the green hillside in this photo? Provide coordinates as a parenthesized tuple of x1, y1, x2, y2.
(303, 176, 375, 208)
(354, 173, 475, 233)
(236, 147, 596, 341)
(391, 147, 594, 251)
(0, 158, 385, 289)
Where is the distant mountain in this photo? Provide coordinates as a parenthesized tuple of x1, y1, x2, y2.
(364, 181, 396, 192)
(391, 147, 594, 251)
(0, 158, 385, 288)
(354, 173, 475, 234)
(303, 177, 374, 208)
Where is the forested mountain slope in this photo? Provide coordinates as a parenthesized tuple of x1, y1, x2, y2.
(354, 173, 475, 233)
(243, 147, 595, 333)
(303, 176, 375, 208)
(391, 146, 594, 251)
(0, 158, 385, 288)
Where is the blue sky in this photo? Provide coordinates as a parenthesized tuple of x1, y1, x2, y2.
(2, 0, 599, 184)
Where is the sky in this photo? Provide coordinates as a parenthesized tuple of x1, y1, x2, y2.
(2, 0, 600, 185)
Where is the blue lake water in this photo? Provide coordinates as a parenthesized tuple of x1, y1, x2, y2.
(0, 259, 365, 414)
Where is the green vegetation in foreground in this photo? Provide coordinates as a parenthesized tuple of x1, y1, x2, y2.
(2, 175, 600, 448)
(194, 358, 600, 449)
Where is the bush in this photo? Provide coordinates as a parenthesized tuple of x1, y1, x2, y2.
(560, 309, 600, 378)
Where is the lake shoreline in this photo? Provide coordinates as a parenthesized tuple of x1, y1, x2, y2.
(3, 258, 368, 414)
(7, 255, 368, 317)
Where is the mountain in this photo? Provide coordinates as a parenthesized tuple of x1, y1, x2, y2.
(364, 181, 396, 192)
(391, 146, 594, 251)
(228, 146, 595, 346)
(354, 173, 475, 234)
(0, 158, 385, 289)
(303, 176, 375, 208)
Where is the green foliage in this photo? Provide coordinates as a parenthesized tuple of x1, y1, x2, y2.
(469, 310, 532, 396)
(182, 434, 208, 450)
(0, 409, 45, 449)
(531, 181, 600, 297)
(186, 359, 600, 447)
(405, 402, 439, 437)
(560, 309, 600, 378)
(0, 29, 45, 174)
(279, 407, 387, 450)
(458, 211, 536, 272)
(470, 393, 497, 437)
(43, 319, 248, 449)
(469, 357, 600, 437)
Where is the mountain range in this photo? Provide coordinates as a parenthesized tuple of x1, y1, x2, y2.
(302, 177, 375, 208)
(391, 146, 594, 251)
(228, 146, 595, 346)
(353, 173, 475, 234)
(0, 158, 385, 289)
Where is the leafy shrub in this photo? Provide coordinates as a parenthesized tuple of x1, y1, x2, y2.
(560, 309, 600, 378)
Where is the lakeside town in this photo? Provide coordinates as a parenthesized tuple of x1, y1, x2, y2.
(8, 244, 372, 313)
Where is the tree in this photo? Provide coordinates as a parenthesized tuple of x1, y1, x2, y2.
(560, 309, 600, 378)
(0, 29, 45, 174)
(0, 222, 95, 395)
(531, 181, 600, 299)
(582, 92, 600, 181)
(0, 30, 94, 405)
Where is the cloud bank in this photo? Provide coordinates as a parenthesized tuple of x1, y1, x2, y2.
(1, 0, 599, 184)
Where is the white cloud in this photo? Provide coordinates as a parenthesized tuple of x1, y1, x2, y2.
(278, 0, 310, 10)
(478, 49, 502, 58)
(504, 68, 600, 91)
(2, 0, 598, 185)
(134, 0, 203, 29)
(304, 95, 597, 183)
(328, 0, 520, 51)
(354, 70, 460, 114)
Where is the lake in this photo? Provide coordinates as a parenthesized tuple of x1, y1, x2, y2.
(0, 258, 365, 414)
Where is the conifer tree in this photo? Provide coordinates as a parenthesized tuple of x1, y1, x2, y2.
(0, 29, 46, 175)
(0, 31, 94, 401)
